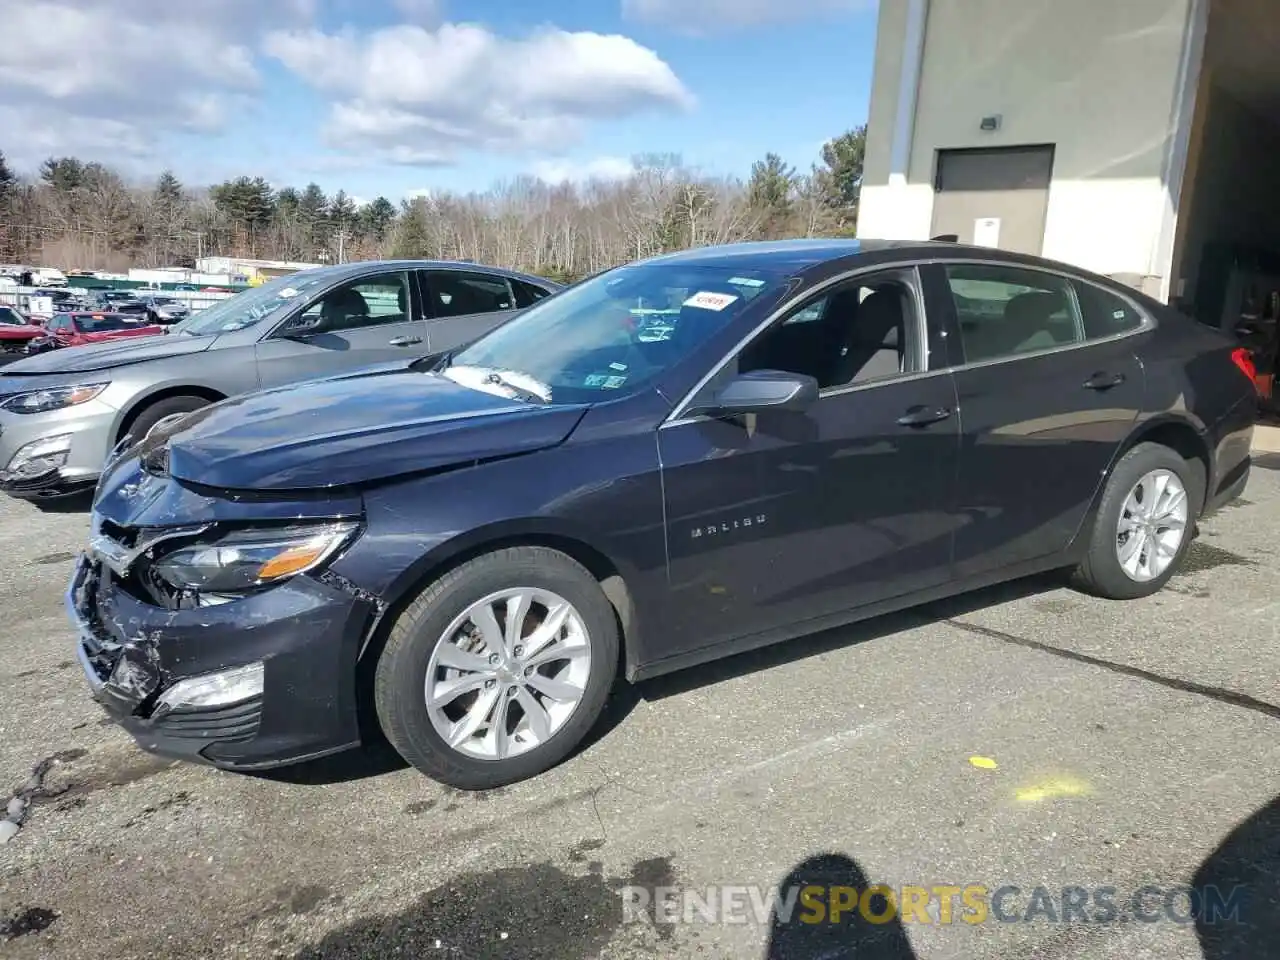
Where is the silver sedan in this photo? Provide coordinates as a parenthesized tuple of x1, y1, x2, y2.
(0, 259, 559, 500)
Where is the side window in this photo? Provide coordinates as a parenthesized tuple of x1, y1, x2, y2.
(944, 264, 1081, 364)
(783, 299, 826, 325)
(736, 273, 916, 390)
(297, 271, 410, 332)
(511, 279, 552, 309)
(425, 271, 515, 317)
(1075, 281, 1145, 339)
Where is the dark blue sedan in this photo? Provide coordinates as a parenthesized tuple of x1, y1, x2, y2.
(67, 239, 1256, 789)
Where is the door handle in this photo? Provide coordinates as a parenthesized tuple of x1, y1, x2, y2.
(896, 405, 953, 427)
(1083, 371, 1125, 390)
(388, 336, 423, 347)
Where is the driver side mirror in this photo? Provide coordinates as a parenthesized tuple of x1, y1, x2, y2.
(696, 369, 819, 417)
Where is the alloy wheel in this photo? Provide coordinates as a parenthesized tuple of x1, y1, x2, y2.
(1115, 468, 1188, 583)
(424, 588, 592, 761)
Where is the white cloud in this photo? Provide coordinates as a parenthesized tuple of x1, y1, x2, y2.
(0, 0, 314, 169)
(531, 156, 637, 184)
(263, 22, 694, 167)
(621, 0, 870, 33)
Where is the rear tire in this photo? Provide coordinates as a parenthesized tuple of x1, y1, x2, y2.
(1072, 442, 1199, 599)
(122, 395, 211, 445)
(374, 546, 619, 790)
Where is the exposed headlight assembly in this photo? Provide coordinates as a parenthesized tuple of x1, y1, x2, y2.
(1, 382, 108, 414)
(152, 522, 360, 594)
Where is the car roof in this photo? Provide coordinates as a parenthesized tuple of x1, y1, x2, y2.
(634, 238, 1103, 280)
(288, 259, 564, 290)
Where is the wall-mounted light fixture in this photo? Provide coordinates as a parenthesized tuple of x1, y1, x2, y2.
(980, 115, 1002, 132)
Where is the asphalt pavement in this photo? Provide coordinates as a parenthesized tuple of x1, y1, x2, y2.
(0, 459, 1277, 959)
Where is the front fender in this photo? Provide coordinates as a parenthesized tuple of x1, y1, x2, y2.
(331, 431, 669, 667)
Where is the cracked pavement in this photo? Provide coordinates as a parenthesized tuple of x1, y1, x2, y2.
(1, 460, 1278, 959)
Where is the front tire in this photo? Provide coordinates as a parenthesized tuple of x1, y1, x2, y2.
(1073, 442, 1199, 599)
(122, 395, 211, 445)
(374, 546, 619, 790)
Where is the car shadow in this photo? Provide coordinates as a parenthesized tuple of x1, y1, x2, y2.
(1192, 793, 1280, 959)
(250, 737, 409, 786)
(581, 570, 1066, 754)
(765, 852, 919, 959)
(262, 571, 1064, 787)
(31, 490, 95, 514)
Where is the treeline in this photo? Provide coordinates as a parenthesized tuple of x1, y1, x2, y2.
(0, 128, 864, 283)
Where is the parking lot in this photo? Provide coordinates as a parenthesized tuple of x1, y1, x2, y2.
(0, 458, 1277, 959)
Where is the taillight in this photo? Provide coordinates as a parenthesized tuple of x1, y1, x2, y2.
(1231, 347, 1257, 384)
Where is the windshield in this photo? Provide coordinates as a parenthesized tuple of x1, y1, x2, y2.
(171, 272, 330, 336)
(445, 263, 786, 404)
(0, 307, 23, 325)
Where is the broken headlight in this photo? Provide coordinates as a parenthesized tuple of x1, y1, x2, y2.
(151, 522, 359, 594)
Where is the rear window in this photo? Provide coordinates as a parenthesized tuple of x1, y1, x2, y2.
(1075, 282, 1146, 339)
(512, 279, 554, 308)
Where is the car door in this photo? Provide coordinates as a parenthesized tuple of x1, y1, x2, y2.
(653, 266, 962, 661)
(254, 269, 429, 388)
(418, 269, 523, 356)
(924, 260, 1148, 579)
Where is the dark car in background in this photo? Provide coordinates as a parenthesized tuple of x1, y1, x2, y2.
(0, 259, 560, 499)
(67, 239, 1255, 790)
(89, 290, 146, 310)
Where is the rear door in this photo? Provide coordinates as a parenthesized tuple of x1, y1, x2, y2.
(925, 261, 1148, 578)
(418, 269, 523, 356)
(254, 269, 428, 387)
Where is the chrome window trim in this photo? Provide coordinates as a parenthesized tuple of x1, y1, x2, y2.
(659, 256, 1154, 430)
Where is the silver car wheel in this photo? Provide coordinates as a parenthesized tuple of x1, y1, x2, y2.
(424, 588, 592, 761)
(1115, 468, 1188, 583)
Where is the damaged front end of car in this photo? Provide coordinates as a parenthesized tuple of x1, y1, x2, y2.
(66, 440, 379, 770)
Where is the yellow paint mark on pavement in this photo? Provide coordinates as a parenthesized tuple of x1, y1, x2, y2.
(1014, 775, 1092, 803)
(968, 756, 998, 770)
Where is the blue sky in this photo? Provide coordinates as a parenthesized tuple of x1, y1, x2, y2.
(2, 0, 879, 202)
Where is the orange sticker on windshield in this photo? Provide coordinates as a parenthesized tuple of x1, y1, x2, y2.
(683, 291, 738, 311)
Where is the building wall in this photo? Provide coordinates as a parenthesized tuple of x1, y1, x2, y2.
(860, 0, 1193, 285)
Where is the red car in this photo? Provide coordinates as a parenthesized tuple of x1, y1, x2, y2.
(26, 311, 164, 354)
(0, 305, 44, 356)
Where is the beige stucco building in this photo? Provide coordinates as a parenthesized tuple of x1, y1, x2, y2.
(859, 0, 1280, 324)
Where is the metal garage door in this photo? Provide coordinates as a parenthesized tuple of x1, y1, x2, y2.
(931, 146, 1055, 256)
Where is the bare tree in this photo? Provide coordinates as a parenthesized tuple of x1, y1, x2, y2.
(0, 136, 858, 280)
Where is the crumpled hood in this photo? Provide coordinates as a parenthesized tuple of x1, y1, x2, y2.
(0, 330, 215, 375)
(163, 368, 589, 491)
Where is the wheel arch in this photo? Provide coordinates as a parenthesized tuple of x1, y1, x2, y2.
(114, 384, 228, 444)
(1068, 413, 1212, 555)
(356, 519, 640, 685)
(1116, 415, 1211, 512)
